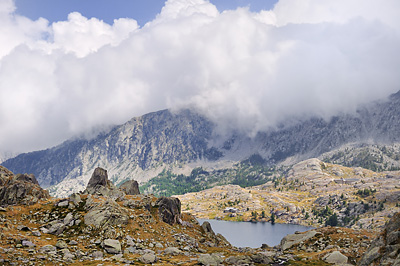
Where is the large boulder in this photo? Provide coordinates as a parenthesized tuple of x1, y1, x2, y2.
(156, 197, 182, 225)
(84, 167, 124, 199)
(84, 199, 129, 228)
(119, 179, 140, 195)
(0, 166, 49, 206)
(14, 173, 39, 185)
(279, 230, 318, 250)
(358, 212, 400, 266)
(103, 239, 121, 254)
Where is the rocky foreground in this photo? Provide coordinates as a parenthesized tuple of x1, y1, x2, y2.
(1, 165, 400, 265)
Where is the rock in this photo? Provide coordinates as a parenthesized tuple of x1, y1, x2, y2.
(47, 222, 65, 235)
(139, 253, 157, 264)
(251, 253, 274, 264)
(14, 173, 39, 185)
(280, 230, 318, 250)
(57, 200, 69, 207)
(69, 240, 78, 245)
(119, 179, 140, 195)
(63, 212, 74, 226)
(163, 247, 183, 255)
(55, 240, 68, 249)
(359, 212, 400, 266)
(201, 221, 215, 235)
(32, 230, 41, 237)
(0, 167, 50, 206)
(156, 197, 182, 225)
(324, 251, 348, 264)
(69, 193, 81, 206)
(91, 250, 104, 259)
(84, 167, 124, 199)
(84, 199, 129, 228)
(103, 239, 122, 254)
(21, 240, 35, 248)
(39, 245, 56, 253)
(198, 254, 223, 266)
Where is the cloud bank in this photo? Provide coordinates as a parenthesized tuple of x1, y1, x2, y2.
(1, 0, 400, 157)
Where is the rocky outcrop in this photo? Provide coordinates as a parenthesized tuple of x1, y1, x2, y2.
(156, 197, 182, 225)
(0, 166, 49, 206)
(358, 212, 400, 266)
(83, 167, 124, 199)
(119, 179, 140, 195)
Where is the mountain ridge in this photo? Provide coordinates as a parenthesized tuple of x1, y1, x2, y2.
(2, 91, 400, 197)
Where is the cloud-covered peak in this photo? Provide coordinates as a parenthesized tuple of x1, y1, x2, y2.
(0, 0, 399, 157)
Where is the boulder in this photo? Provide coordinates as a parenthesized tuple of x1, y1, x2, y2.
(119, 179, 140, 195)
(84, 199, 129, 227)
(140, 253, 157, 264)
(0, 166, 50, 206)
(163, 247, 183, 255)
(198, 254, 223, 266)
(156, 197, 182, 225)
(323, 251, 348, 264)
(103, 239, 122, 254)
(14, 173, 39, 185)
(69, 193, 81, 206)
(84, 167, 124, 199)
(279, 230, 318, 250)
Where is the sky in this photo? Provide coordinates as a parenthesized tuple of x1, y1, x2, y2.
(1, 0, 400, 159)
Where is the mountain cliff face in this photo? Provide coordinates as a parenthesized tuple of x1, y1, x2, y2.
(3, 92, 400, 197)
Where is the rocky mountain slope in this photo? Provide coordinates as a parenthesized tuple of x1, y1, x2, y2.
(177, 158, 400, 230)
(1, 165, 399, 265)
(2, 91, 400, 197)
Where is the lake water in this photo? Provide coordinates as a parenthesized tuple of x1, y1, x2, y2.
(197, 219, 314, 248)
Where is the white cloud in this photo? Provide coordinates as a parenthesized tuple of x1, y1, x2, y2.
(0, 0, 400, 156)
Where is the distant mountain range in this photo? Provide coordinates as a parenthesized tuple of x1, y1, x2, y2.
(3, 91, 400, 197)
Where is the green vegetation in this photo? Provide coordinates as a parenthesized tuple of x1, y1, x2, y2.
(141, 157, 276, 196)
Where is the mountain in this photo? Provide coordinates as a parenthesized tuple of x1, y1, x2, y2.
(2, 91, 400, 197)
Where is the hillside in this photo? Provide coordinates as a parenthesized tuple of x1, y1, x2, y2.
(2, 91, 400, 197)
(1, 165, 400, 265)
(177, 158, 400, 230)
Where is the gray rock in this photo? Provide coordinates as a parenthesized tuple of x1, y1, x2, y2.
(57, 200, 69, 207)
(323, 251, 348, 264)
(103, 239, 122, 254)
(119, 179, 140, 195)
(63, 212, 74, 226)
(91, 250, 104, 259)
(156, 197, 182, 225)
(14, 173, 39, 185)
(280, 230, 318, 250)
(55, 240, 68, 249)
(69, 240, 78, 245)
(251, 253, 274, 264)
(84, 167, 124, 199)
(47, 222, 65, 235)
(163, 247, 182, 255)
(69, 193, 81, 206)
(198, 254, 223, 266)
(32, 230, 41, 237)
(22, 240, 35, 248)
(84, 199, 128, 227)
(39, 245, 56, 253)
(140, 253, 157, 264)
